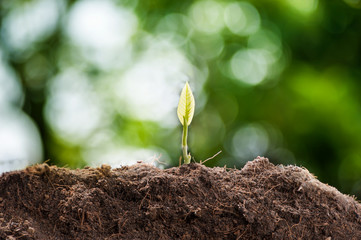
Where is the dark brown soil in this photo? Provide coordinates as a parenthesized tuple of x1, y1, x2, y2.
(1, 157, 361, 240)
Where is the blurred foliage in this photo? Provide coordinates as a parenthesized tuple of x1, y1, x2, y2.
(1, 0, 361, 198)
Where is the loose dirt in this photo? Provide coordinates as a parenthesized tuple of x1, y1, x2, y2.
(0, 157, 361, 239)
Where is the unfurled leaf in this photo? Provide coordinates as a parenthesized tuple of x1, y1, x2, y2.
(177, 82, 195, 126)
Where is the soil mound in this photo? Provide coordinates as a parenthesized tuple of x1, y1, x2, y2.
(1, 157, 361, 239)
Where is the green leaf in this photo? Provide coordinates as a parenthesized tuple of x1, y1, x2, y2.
(177, 82, 195, 126)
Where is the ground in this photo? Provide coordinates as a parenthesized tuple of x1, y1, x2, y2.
(0, 157, 361, 239)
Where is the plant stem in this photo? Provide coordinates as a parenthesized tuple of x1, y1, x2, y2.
(182, 117, 191, 164)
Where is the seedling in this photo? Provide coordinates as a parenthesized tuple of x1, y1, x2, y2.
(177, 82, 195, 164)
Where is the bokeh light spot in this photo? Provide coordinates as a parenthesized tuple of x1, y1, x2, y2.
(156, 13, 192, 47)
(231, 123, 269, 163)
(66, 0, 138, 68)
(0, 49, 23, 108)
(248, 29, 282, 60)
(0, 109, 42, 173)
(189, 0, 225, 34)
(224, 2, 260, 36)
(2, 0, 63, 53)
(192, 34, 224, 59)
(45, 69, 104, 144)
(230, 49, 269, 85)
(286, 0, 318, 15)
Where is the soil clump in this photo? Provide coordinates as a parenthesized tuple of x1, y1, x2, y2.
(1, 157, 361, 239)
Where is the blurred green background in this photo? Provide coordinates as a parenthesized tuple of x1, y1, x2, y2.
(1, 0, 361, 197)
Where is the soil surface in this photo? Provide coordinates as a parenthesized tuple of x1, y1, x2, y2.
(1, 157, 361, 240)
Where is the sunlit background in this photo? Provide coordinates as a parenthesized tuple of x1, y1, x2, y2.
(1, 0, 361, 197)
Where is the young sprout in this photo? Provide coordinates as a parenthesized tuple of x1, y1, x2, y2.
(177, 82, 195, 164)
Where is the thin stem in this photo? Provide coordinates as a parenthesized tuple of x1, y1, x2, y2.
(182, 117, 190, 164)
